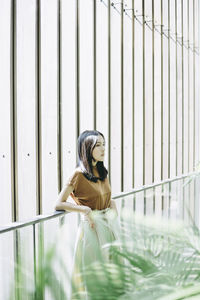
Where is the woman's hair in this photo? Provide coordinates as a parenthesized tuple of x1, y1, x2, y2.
(77, 130, 108, 182)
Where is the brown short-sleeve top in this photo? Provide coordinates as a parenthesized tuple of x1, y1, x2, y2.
(66, 166, 111, 210)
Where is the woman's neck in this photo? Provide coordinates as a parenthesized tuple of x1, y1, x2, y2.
(92, 160, 97, 167)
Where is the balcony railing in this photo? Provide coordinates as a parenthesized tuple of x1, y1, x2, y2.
(0, 171, 199, 299)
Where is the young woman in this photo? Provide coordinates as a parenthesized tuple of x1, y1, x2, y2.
(55, 130, 117, 223)
(55, 130, 118, 294)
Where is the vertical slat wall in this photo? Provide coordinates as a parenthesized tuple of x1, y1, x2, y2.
(163, 0, 169, 181)
(62, 0, 76, 183)
(189, 1, 194, 172)
(195, 0, 200, 167)
(0, 0, 12, 224)
(176, 0, 183, 176)
(170, 0, 176, 179)
(79, 1, 94, 133)
(17, 0, 37, 220)
(134, 0, 143, 190)
(123, 0, 133, 191)
(40, 0, 58, 214)
(110, 2, 122, 194)
(144, 0, 153, 186)
(96, 0, 109, 170)
(0, 0, 199, 224)
(183, 0, 189, 174)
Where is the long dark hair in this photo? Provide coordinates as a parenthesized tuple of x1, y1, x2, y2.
(77, 130, 108, 182)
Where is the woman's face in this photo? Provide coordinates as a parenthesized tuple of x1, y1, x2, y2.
(92, 135, 105, 162)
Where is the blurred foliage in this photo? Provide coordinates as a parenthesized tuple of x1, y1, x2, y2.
(9, 210, 200, 300)
(75, 211, 200, 300)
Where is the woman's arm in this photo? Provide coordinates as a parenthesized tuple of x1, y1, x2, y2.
(55, 185, 95, 228)
(55, 184, 91, 215)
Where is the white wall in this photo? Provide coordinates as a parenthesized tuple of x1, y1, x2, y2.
(0, 0, 199, 224)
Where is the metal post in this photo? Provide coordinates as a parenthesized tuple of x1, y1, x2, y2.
(57, 0, 63, 192)
(10, 0, 18, 222)
(132, 0, 135, 189)
(152, 0, 155, 183)
(33, 224, 37, 296)
(168, 181, 171, 218)
(93, 0, 97, 130)
(35, 0, 42, 215)
(193, 0, 196, 169)
(75, 0, 80, 145)
(142, 0, 145, 186)
(181, 0, 184, 174)
(37, 222, 44, 299)
(175, 0, 178, 176)
(13, 230, 20, 300)
(161, 0, 164, 214)
(108, 0, 111, 178)
(168, 0, 171, 179)
(187, 0, 190, 172)
(152, 0, 155, 212)
(153, 186, 155, 213)
(121, 0, 124, 192)
(144, 190, 146, 215)
(161, 2, 163, 180)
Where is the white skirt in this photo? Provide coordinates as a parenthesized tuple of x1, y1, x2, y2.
(71, 208, 119, 298)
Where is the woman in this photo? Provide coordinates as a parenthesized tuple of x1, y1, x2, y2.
(55, 130, 118, 295)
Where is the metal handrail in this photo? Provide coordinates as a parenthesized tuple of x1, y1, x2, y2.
(0, 211, 67, 234)
(112, 171, 200, 199)
(0, 171, 199, 234)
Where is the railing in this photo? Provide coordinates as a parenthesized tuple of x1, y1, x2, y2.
(0, 171, 200, 299)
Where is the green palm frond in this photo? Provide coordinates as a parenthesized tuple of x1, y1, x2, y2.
(77, 211, 200, 300)
(10, 210, 200, 300)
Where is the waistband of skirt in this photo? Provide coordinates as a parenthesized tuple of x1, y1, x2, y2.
(80, 207, 110, 221)
(97, 208, 110, 214)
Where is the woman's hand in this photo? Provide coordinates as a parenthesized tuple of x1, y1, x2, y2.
(83, 206, 95, 229)
(82, 206, 92, 216)
(110, 200, 118, 217)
